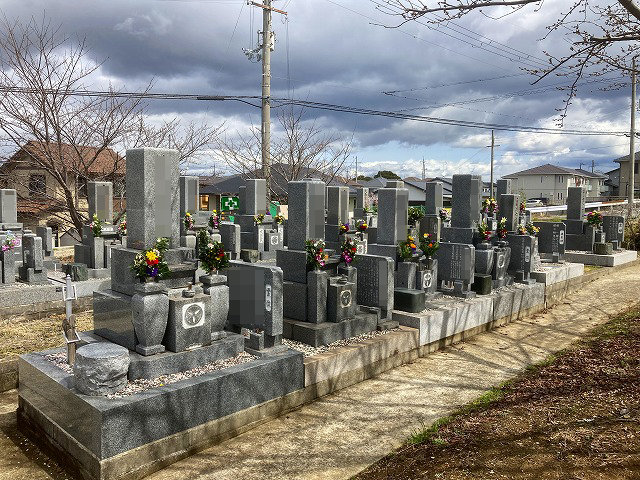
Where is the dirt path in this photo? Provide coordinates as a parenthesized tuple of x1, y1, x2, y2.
(1, 265, 640, 480)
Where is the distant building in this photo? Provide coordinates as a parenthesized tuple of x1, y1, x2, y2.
(0, 141, 125, 245)
(502, 163, 607, 205)
(604, 167, 620, 197)
(614, 150, 640, 198)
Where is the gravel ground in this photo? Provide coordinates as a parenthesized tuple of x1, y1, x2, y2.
(283, 329, 401, 357)
(43, 351, 258, 398)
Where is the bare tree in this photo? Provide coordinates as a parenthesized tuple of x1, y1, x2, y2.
(0, 16, 222, 237)
(216, 106, 353, 202)
(375, 0, 640, 123)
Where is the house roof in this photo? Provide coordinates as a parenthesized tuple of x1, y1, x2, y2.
(573, 168, 607, 179)
(3, 141, 125, 176)
(502, 163, 578, 178)
(613, 151, 640, 164)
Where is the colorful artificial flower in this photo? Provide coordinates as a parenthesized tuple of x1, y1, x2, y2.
(420, 232, 439, 257)
(130, 238, 170, 280)
(306, 239, 327, 270)
(184, 212, 194, 231)
(477, 220, 491, 242)
(117, 218, 127, 236)
(339, 222, 349, 235)
(208, 210, 220, 229)
(1, 232, 19, 252)
(525, 222, 540, 236)
(496, 217, 508, 239)
(197, 230, 229, 273)
(273, 214, 284, 225)
(254, 213, 265, 225)
(482, 198, 499, 216)
(340, 236, 359, 265)
(586, 211, 603, 227)
(439, 208, 450, 223)
(89, 213, 102, 237)
(356, 219, 368, 232)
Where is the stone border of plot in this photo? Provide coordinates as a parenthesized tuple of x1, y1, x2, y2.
(11, 258, 640, 480)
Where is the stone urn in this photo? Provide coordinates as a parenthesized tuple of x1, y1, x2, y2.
(131, 280, 169, 356)
(474, 242, 495, 275)
(200, 273, 229, 339)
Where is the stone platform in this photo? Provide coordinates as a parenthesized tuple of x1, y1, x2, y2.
(18, 345, 303, 480)
(564, 249, 637, 267)
(392, 282, 545, 347)
(283, 310, 379, 347)
(530, 262, 584, 286)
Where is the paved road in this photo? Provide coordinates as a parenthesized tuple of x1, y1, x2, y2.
(2, 265, 639, 480)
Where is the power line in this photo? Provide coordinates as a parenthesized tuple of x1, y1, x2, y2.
(0, 85, 627, 136)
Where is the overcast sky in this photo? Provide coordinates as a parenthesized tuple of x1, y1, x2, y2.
(0, 0, 634, 180)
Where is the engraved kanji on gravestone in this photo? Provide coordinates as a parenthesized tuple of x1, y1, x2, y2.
(265, 284, 272, 312)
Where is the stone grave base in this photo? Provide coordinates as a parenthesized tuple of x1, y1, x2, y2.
(530, 262, 584, 286)
(564, 249, 637, 267)
(283, 310, 379, 347)
(393, 282, 545, 347)
(17, 345, 304, 480)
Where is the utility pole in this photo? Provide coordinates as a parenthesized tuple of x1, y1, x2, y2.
(490, 130, 495, 199)
(422, 156, 426, 180)
(355, 156, 358, 181)
(244, 1, 287, 202)
(630, 56, 637, 208)
(591, 159, 595, 173)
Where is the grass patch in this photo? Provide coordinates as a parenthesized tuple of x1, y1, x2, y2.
(404, 303, 640, 449)
(0, 311, 94, 361)
(583, 265, 603, 273)
(406, 385, 508, 446)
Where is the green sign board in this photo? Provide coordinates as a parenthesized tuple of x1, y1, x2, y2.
(221, 196, 239, 212)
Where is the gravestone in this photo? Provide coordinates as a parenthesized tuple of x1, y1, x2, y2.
(566, 186, 586, 220)
(491, 244, 511, 288)
(36, 226, 53, 257)
(355, 254, 394, 320)
(441, 175, 481, 244)
(496, 179, 511, 199)
(126, 148, 180, 250)
(498, 194, 519, 232)
(179, 176, 199, 217)
(506, 234, 536, 284)
(227, 261, 285, 355)
(0, 189, 18, 224)
(534, 222, 566, 261)
(88, 182, 113, 223)
(435, 242, 476, 298)
(420, 182, 443, 242)
(219, 222, 241, 260)
(375, 186, 409, 245)
(18, 234, 48, 284)
(0, 233, 16, 284)
(325, 186, 349, 250)
(287, 179, 325, 251)
(164, 288, 212, 352)
(354, 187, 369, 219)
(602, 216, 625, 250)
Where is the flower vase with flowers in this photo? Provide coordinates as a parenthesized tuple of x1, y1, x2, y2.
(1, 232, 19, 252)
(117, 217, 127, 237)
(398, 235, 418, 260)
(197, 230, 229, 274)
(306, 239, 327, 270)
(340, 236, 358, 265)
(183, 212, 194, 231)
(130, 238, 170, 281)
(477, 221, 491, 242)
(89, 214, 102, 237)
(586, 211, 603, 229)
(496, 217, 508, 240)
(208, 210, 221, 230)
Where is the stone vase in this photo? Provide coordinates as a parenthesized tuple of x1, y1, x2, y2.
(474, 242, 495, 275)
(200, 274, 229, 337)
(131, 280, 169, 356)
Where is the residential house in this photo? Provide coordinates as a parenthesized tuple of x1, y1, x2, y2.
(0, 141, 125, 245)
(614, 150, 640, 199)
(604, 167, 620, 197)
(502, 164, 607, 205)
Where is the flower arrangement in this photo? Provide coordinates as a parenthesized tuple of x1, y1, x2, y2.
(89, 214, 102, 237)
(586, 211, 603, 227)
(339, 221, 349, 235)
(496, 217, 508, 239)
(1, 232, 19, 252)
(197, 230, 229, 274)
(273, 214, 284, 225)
(398, 235, 418, 260)
(439, 208, 451, 223)
(117, 218, 127, 236)
(306, 239, 327, 270)
(516, 224, 527, 235)
(183, 212, 194, 231)
(254, 213, 265, 225)
(356, 219, 368, 232)
(477, 220, 491, 242)
(525, 222, 540, 236)
(340, 236, 358, 265)
(408, 207, 424, 225)
(208, 210, 220, 229)
(130, 237, 170, 281)
(482, 198, 499, 216)
(420, 232, 439, 257)
(520, 201, 526, 214)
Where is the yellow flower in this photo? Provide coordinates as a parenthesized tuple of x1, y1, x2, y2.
(146, 251, 158, 262)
